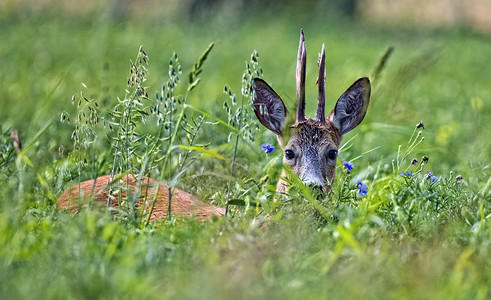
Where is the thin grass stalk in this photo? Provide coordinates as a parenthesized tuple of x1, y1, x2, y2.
(225, 95, 246, 216)
(177, 116, 204, 171)
(163, 105, 187, 220)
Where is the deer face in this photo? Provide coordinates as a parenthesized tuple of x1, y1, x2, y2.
(282, 119, 341, 191)
(253, 30, 371, 193)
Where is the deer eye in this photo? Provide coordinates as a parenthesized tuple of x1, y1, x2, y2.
(327, 149, 338, 161)
(285, 149, 295, 160)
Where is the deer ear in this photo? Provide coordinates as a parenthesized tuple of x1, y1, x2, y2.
(253, 78, 288, 135)
(329, 77, 370, 136)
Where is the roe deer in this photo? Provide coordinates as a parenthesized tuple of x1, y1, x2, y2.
(252, 29, 370, 193)
(57, 29, 370, 221)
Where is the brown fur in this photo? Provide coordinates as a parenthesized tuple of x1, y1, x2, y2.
(276, 119, 342, 193)
(57, 174, 225, 222)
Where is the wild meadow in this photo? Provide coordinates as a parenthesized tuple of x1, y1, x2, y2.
(0, 2, 490, 299)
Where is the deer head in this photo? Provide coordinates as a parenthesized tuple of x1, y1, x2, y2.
(253, 29, 371, 193)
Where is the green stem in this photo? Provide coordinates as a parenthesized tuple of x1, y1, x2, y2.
(225, 96, 246, 216)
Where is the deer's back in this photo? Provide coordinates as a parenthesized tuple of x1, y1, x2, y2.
(57, 174, 225, 221)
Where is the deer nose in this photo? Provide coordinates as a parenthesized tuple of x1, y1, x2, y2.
(308, 183, 324, 192)
(307, 183, 326, 200)
(302, 170, 324, 193)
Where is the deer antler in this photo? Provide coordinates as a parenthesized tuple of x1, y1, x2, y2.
(295, 29, 306, 124)
(316, 44, 326, 122)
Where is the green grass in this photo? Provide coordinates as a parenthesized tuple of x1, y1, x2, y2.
(1, 3, 490, 299)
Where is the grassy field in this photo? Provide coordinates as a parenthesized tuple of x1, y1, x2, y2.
(1, 2, 490, 299)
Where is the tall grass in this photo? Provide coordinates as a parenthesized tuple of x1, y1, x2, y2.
(0, 4, 490, 299)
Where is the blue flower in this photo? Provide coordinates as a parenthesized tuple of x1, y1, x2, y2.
(400, 171, 412, 177)
(261, 143, 275, 153)
(426, 171, 440, 184)
(357, 181, 368, 196)
(342, 161, 354, 172)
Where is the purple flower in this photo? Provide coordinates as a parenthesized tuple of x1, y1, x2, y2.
(342, 161, 354, 172)
(261, 143, 275, 153)
(400, 171, 412, 177)
(426, 171, 440, 184)
(357, 181, 368, 196)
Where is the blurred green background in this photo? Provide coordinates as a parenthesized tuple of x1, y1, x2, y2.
(1, 0, 490, 175)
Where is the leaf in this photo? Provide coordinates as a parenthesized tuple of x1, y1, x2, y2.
(20, 117, 55, 154)
(188, 42, 214, 84)
(349, 146, 381, 162)
(178, 145, 226, 160)
(187, 43, 214, 93)
(187, 78, 201, 93)
(227, 199, 259, 207)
